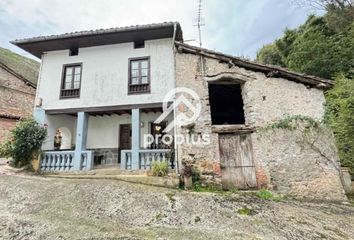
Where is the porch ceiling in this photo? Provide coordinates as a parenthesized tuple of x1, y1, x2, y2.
(89, 107, 162, 117)
(45, 102, 164, 116)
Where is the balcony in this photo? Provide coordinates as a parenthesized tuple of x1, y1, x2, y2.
(60, 88, 80, 98)
(128, 83, 150, 94)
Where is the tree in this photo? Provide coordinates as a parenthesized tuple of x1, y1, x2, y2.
(292, 0, 353, 10)
(256, 12, 354, 79)
(325, 74, 354, 175)
(0, 118, 47, 168)
(256, 44, 285, 66)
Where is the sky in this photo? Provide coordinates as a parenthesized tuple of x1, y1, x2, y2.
(0, 0, 320, 61)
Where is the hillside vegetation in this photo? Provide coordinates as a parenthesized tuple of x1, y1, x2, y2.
(256, 0, 354, 175)
(0, 47, 40, 85)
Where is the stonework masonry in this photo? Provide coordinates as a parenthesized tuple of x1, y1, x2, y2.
(0, 118, 17, 142)
(175, 51, 346, 201)
(0, 66, 36, 142)
(89, 148, 120, 166)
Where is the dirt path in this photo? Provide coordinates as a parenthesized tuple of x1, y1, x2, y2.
(0, 166, 353, 239)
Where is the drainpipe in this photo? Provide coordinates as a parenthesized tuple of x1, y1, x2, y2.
(172, 22, 179, 174)
(33, 54, 45, 122)
(172, 22, 177, 48)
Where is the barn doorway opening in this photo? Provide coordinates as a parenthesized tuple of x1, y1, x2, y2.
(208, 83, 245, 125)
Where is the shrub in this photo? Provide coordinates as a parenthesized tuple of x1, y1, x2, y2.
(325, 74, 354, 176)
(192, 181, 222, 193)
(0, 118, 47, 167)
(237, 207, 252, 216)
(262, 115, 321, 131)
(257, 189, 274, 200)
(151, 161, 169, 177)
(257, 189, 284, 201)
(181, 163, 200, 181)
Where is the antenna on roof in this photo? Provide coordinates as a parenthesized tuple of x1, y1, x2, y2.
(193, 0, 205, 47)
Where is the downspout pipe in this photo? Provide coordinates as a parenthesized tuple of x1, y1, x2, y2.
(172, 22, 179, 174)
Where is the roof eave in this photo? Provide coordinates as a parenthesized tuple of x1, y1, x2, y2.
(175, 41, 333, 89)
(11, 22, 183, 58)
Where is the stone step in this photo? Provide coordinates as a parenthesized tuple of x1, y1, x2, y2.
(42, 173, 179, 189)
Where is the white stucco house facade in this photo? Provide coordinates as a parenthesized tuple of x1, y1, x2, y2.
(12, 22, 346, 200)
(12, 22, 182, 171)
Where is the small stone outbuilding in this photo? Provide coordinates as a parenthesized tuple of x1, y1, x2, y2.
(174, 42, 346, 201)
(0, 47, 38, 142)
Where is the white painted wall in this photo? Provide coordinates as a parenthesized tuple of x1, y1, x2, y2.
(42, 114, 77, 150)
(86, 112, 173, 149)
(37, 38, 174, 109)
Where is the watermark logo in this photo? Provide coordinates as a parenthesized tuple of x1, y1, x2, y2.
(154, 87, 201, 133)
(143, 87, 210, 147)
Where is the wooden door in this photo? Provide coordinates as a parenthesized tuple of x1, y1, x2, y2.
(219, 133, 257, 189)
(119, 124, 131, 150)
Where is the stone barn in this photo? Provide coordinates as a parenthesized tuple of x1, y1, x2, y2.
(174, 42, 346, 201)
(0, 47, 38, 142)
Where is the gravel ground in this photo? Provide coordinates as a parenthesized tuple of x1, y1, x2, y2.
(0, 162, 353, 239)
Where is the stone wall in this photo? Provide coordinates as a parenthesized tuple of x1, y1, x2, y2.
(0, 118, 17, 142)
(0, 66, 36, 142)
(175, 51, 345, 200)
(89, 148, 119, 165)
(252, 127, 346, 201)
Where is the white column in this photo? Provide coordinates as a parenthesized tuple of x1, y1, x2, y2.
(131, 108, 140, 170)
(74, 112, 88, 170)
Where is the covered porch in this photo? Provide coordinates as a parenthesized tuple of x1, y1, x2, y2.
(35, 103, 176, 172)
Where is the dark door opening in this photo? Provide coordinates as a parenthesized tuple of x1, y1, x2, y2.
(119, 124, 132, 150)
(119, 124, 132, 164)
(208, 84, 245, 125)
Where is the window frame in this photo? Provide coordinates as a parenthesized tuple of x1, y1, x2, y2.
(128, 56, 151, 94)
(60, 63, 83, 99)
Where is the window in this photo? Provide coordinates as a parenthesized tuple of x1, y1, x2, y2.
(208, 83, 245, 125)
(134, 40, 145, 49)
(69, 48, 79, 56)
(60, 63, 82, 98)
(128, 57, 150, 94)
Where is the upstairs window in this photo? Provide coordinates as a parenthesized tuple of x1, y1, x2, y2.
(128, 57, 150, 94)
(134, 40, 145, 49)
(69, 48, 79, 56)
(60, 63, 82, 98)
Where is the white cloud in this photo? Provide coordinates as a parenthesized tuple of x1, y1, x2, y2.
(0, 0, 320, 60)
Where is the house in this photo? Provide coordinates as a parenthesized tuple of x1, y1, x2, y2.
(11, 22, 346, 200)
(0, 47, 38, 142)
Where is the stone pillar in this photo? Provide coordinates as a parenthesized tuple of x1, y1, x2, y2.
(74, 112, 88, 170)
(131, 108, 140, 170)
